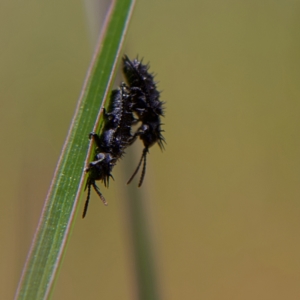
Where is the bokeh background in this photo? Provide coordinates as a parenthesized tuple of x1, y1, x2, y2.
(1, 0, 300, 299)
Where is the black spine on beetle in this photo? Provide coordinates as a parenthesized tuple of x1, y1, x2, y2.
(122, 55, 165, 187)
(83, 84, 135, 218)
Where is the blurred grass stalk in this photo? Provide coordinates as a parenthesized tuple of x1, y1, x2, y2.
(14, 0, 136, 299)
(122, 148, 162, 300)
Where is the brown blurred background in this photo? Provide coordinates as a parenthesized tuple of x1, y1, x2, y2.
(1, 0, 300, 299)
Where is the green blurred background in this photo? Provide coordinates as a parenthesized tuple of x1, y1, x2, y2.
(1, 0, 300, 299)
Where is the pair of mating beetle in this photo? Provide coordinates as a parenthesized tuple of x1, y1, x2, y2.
(82, 55, 165, 218)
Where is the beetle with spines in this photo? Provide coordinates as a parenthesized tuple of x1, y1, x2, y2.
(122, 55, 165, 187)
(83, 83, 136, 218)
(83, 55, 165, 217)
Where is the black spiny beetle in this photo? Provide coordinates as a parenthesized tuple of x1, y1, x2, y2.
(122, 55, 165, 187)
(83, 83, 135, 218)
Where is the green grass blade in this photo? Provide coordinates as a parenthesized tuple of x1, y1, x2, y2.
(14, 1, 136, 299)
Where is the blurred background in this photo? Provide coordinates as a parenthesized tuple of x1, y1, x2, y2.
(1, 0, 300, 299)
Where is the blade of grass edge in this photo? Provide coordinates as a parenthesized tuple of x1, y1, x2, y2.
(14, 0, 136, 299)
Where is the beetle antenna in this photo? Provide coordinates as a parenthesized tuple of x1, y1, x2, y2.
(82, 181, 92, 218)
(127, 148, 148, 186)
(93, 182, 107, 206)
